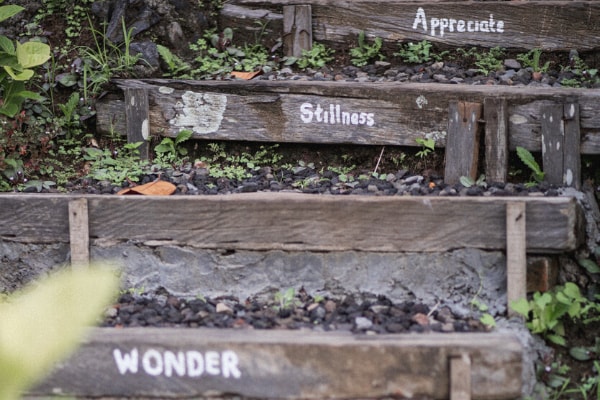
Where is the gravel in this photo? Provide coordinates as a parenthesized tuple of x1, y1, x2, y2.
(102, 287, 489, 334)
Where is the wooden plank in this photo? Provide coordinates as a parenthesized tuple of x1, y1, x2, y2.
(506, 202, 527, 317)
(484, 98, 508, 183)
(96, 80, 600, 153)
(563, 103, 581, 189)
(283, 5, 312, 58)
(31, 328, 523, 400)
(68, 198, 89, 268)
(444, 101, 482, 185)
(222, 1, 600, 51)
(450, 353, 471, 400)
(124, 88, 150, 159)
(541, 104, 565, 186)
(0, 194, 583, 253)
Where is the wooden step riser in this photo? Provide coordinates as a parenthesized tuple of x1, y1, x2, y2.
(0, 194, 583, 253)
(221, 1, 600, 52)
(30, 329, 523, 400)
(97, 80, 600, 154)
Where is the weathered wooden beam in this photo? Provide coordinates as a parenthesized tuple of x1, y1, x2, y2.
(68, 198, 89, 268)
(124, 88, 150, 159)
(31, 328, 523, 400)
(541, 104, 565, 186)
(450, 353, 472, 400)
(564, 103, 581, 189)
(222, 1, 600, 51)
(0, 194, 583, 253)
(96, 80, 600, 153)
(444, 101, 482, 185)
(506, 202, 527, 317)
(283, 5, 312, 58)
(484, 97, 508, 183)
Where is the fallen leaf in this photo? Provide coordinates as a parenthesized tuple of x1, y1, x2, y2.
(117, 180, 176, 195)
(231, 70, 261, 80)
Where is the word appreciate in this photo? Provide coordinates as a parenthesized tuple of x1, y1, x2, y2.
(412, 7, 504, 37)
(300, 103, 375, 127)
(113, 348, 242, 379)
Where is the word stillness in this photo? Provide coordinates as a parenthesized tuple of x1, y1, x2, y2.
(413, 7, 505, 37)
(300, 103, 375, 126)
(113, 348, 242, 379)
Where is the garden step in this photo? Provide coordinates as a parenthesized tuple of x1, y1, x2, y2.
(29, 328, 523, 400)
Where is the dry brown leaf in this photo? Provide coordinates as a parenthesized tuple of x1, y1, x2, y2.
(117, 180, 176, 196)
(230, 70, 261, 80)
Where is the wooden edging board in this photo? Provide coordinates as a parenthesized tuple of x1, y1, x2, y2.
(221, 0, 600, 51)
(96, 79, 600, 153)
(0, 193, 583, 253)
(30, 328, 523, 399)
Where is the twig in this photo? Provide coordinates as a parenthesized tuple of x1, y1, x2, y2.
(373, 146, 385, 175)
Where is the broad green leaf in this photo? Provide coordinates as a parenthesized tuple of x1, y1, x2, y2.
(578, 258, 600, 274)
(16, 40, 50, 68)
(569, 346, 593, 361)
(0, 35, 14, 54)
(0, 101, 18, 117)
(480, 313, 496, 327)
(175, 129, 193, 146)
(547, 334, 566, 346)
(510, 298, 530, 317)
(4, 65, 33, 81)
(0, 5, 24, 23)
(0, 266, 119, 399)
(562, 282, 581, 299)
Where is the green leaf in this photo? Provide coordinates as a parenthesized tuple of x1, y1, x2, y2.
(569, 346, 593, 361)
(0, 5, 24, 23)
(16, 41, 50, 69)
(175, 129, 193, 146)
(459, 176, 474, 187)
(510, 298, 531, 317)
(578, 258, 600, 274)
(0, 35, 14, 54)
(480, 313, 496, 327)
(562, 282, 581, 299)
(547, 334, 566, 346)
(0, 266, 119, 399)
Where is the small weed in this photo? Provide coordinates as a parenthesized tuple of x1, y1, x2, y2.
(273, 287, 300, 312)
(415, 137, 435, 158)
(517, 48, 551, 73)
(460, 174, 487, 188)
(84, 141, 147, 185)
(394, 40, 434, 64)
(154, 129, 193, 165)
(516, 146, 545, 186)
(350, 31, 385, 67)
(296, 43, 334, 70)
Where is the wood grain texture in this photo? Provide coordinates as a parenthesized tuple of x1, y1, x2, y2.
(484, 97, 508, 183)
(32, 328, 522, 400)
(124, 88, 150, 159)
(542, 104, 565, 186)
(283, 5, 312, 57)
(68, 198, 89, 268)
(222, 1, 600, 51)
(0, 193, 583, 253)
(444, 101, 482, 185)
(96, 79, 600, 153)
(506, 202, 527, 317)
(564, 103, 581, 189)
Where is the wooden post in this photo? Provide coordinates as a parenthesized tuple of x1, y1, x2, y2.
(506, 202, 526, 317)
(484, 98, 508, 183)
(283, 5, 312, 58)
(444, 101, 482, 185)
(450, 353, 472, 400)
(69, 198, 89, 268)
(563, 103, 580, 189)
(541, 104, 565, 186)
(124, 88, 150, 160)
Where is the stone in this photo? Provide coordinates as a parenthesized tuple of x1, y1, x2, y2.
(504, 59, 522, 70)
(354, 316, 373, 330)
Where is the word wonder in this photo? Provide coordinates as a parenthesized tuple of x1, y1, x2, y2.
(300, 103, 375, 126)
(413, 7, 504, 37)
(113, 348, 242, 379)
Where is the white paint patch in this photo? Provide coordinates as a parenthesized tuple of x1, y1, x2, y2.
(424, 130, 447, 142)
(412, 7, 504, 37)
(415, 95, 428, 109)
(567, 104, 575, 119)
(130, 96, 136, 106)
(113, 348, 242, 379)
(141, 119, 149, 140)
(159, 86, 175, 94)
(556, 141, 561, 151)
(170, 91, 227, 134)
(565, 169, 573, 186)
(509, 115, 528, 125)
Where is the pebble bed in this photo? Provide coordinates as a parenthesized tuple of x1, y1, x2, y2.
(103, 287, 488, 334)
